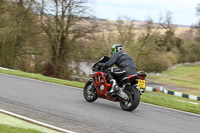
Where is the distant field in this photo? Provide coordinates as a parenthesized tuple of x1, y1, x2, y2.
(149, 63, 200, 95)
(100, 27, 194, 42)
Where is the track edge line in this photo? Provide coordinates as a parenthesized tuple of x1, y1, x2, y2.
(0, 109, 76, 133)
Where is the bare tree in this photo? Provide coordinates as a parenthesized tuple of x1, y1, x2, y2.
(38, 0, 96, 79)
(158, 12, 183, 52)
(196, 4, 200, 17)
(115, 17, 136, 47)
(195, 3, 200, 38)
(0, 0, 41, 70)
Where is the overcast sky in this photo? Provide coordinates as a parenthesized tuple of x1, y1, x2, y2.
(91, 0, 200, 25)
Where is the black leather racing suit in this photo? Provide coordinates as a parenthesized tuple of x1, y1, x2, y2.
(102, 51, 137, 81)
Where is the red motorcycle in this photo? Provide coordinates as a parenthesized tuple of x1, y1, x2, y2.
(83, 56, 146, 111)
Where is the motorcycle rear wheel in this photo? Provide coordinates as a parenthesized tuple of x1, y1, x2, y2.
(119, 86, 140, 111)
(83, 79, 98, 102)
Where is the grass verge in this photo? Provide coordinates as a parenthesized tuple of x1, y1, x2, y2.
(0, 69, 85, 88)
(146, 91, 200, 104)
(0, 68, 199, 114)
(0, 124, 45, 133)
(141, 92, 200, 114)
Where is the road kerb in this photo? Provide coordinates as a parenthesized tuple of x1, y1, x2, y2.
(145, 86, 200, 101)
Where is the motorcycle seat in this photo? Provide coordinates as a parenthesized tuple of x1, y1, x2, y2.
(137, 73, 147, 77)
(111, 67, 126, 77)
(122, 71, 147, 82)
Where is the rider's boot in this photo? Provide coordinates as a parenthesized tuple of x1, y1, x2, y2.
(109, 79, 119, 93)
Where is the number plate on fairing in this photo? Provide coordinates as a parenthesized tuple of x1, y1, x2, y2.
(137, 79, 146, 88)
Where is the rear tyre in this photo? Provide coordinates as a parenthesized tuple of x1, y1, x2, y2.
(83, 79, 98, 102)
(119, 86, 140, 111)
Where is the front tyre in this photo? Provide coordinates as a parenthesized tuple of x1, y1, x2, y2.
(119, 86, 140, 111)
(83, 79, 98, 102)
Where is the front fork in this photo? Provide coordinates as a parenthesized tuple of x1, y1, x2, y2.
(88, 79, 95, 92)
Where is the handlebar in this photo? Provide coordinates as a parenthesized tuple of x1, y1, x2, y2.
(92, 56, 110, 72)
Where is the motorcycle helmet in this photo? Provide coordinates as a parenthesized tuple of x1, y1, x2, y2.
(111, 44, 123, 54)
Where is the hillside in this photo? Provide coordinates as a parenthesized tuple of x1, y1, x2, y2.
(149, 63, 200, 95)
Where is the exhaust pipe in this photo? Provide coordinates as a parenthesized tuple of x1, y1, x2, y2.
(140, 89, 145, 95)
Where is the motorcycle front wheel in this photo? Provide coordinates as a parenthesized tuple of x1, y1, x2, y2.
(83, 79, 98, 102)
(119, 86, 140, 111)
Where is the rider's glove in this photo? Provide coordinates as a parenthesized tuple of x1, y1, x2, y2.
(97, 63, 105, 70)
(100, 63, 105, 69)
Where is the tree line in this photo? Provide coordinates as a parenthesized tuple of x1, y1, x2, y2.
(0, 0, 200, 80)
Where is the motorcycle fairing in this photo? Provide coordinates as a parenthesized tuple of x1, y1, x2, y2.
(93, 72, 116, 101)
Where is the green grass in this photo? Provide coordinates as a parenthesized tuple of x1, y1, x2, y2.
(145, 91, 200, 104)
(0, 69, 85, 88)
(141, 93, 200, 114)
(0, 68, 200, 114)
(148, 64, 200, 95)
(0, 124, 45, 133)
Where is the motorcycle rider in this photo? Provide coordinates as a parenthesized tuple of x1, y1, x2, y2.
(100, 44, 137, 93)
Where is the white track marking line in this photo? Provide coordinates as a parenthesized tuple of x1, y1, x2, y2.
(1, 73, 200, 117)
(0, 109, 76, 133)
(141, 102, 200, 117)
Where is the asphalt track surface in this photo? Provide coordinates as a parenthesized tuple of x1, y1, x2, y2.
(0, 73, 200, 133)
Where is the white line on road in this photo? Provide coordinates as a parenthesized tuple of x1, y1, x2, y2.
(0, 109, 76, 133)
(141, 102, 200, 117)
